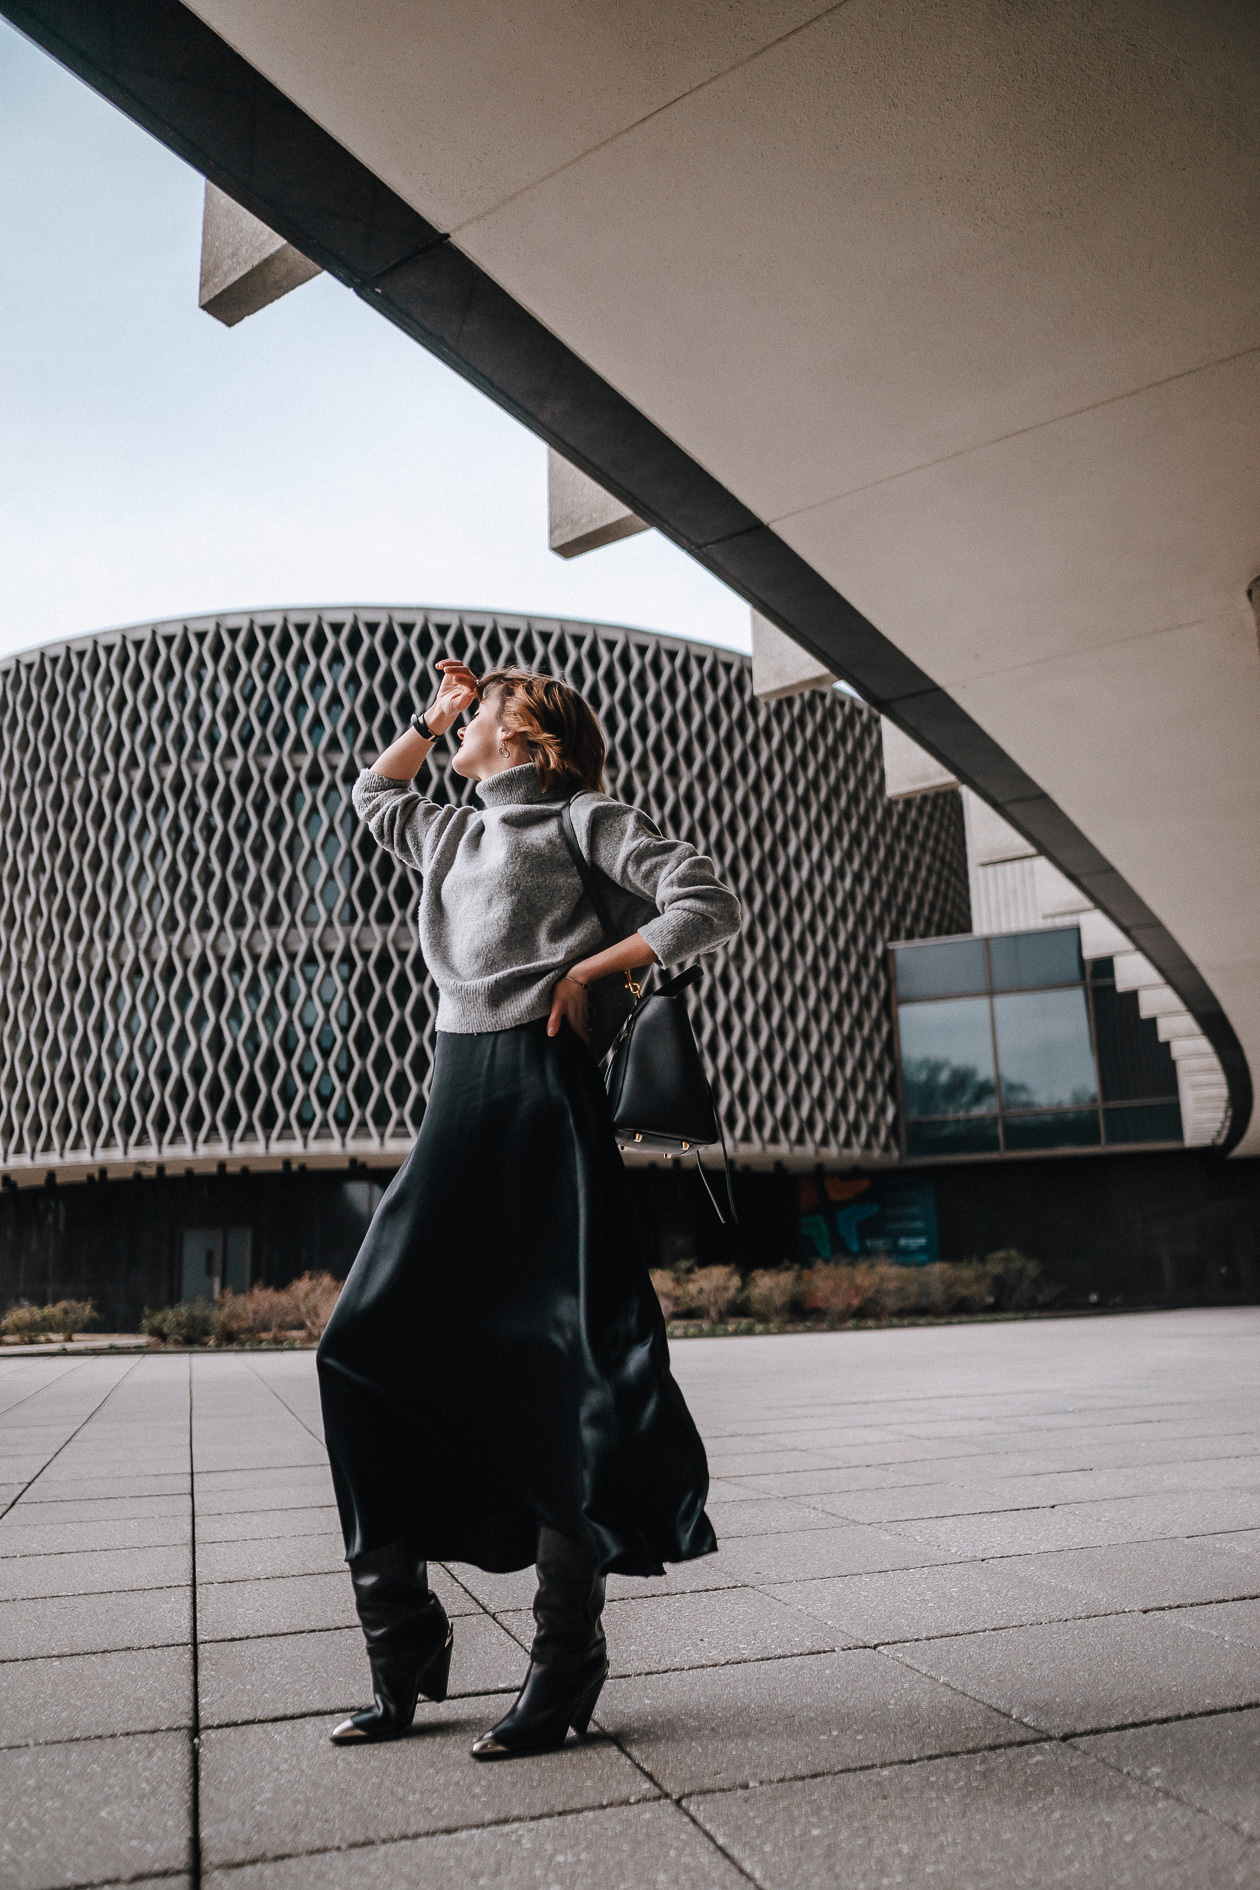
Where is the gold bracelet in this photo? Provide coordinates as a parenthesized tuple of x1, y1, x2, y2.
(562, 974, 589, 992)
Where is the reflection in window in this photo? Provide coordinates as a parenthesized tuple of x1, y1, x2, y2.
(897, 998, 996, 1118)
(894, 938, 987, 1001)
(890, 924, 1183, 1160)
(993, 989, 1097, 1111)
(905, 1118, 1001, 1157)
(1003, 1110, 1101, 1151)
(989, 928, 1083, 992)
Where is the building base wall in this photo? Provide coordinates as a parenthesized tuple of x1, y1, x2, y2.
(2, 1151, 1256, 1331)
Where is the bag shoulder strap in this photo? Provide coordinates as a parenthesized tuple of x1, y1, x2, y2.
(559, 798, 619, 947)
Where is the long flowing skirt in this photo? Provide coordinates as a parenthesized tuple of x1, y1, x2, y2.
(316, 1018, 716, 1577)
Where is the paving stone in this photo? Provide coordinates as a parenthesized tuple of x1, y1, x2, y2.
(0, 1542, 190, 1601)
(447, 1562, 539, 1612)
(196, 1531, 346, 1584)
(1022, 1537, 1260, 1611)
(805, 1481, 1033, 1524)
(602, 1646, 1030, 1793)
(17, 1472, 188, 1502)
(1178, 1599, 1260, 1649)
(703, 1449, 854, 1477)
(686, 1740, 1260, 1888)
(540, 1585, 843, 1676)
(704, 1496, 841, 1536)
(763, 1558, 1100, 1644)
(1076, 1707, 1260, 1838)
(4, 1492, 190, 1524)
(884, 1491, 1260, 1559)
(195, 1465, 335, 1495)
(893, 1611, 1260, 1736)
(196, 1563, 478, 1643)
(198, 1704, 658, 1867)
(205, 1799, 744, 1889)
(196, 1504, 338, 1544)
(604, 1553, 745, 1601)
(0, 1584, 191, 1658)
(0, 1513, 190, 1555)
(719, 1522, 959, 1583)
(0, 1729, 190, 1890)
(0, 1644, 192, 1745)
(195, 1483, 337, 1517)
(199, 1613, 528, 1726)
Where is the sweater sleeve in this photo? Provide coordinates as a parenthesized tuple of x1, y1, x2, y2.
(351, 770, 459, 871)
(582, 798, 742, 965)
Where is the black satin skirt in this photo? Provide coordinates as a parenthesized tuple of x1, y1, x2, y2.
(316, 1018, 717, 1577)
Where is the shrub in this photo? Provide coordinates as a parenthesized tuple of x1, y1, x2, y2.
(284, 1272, 342, 1340)
(745, 1267, 801, 1322)
(1, 1303, 60, 1342)
(142, 1300, 217, 1346)
(0, 1300, 97, 1343)
(51, 1300, 97, 1341)
(650, 1268, 693, 1320)
(689, 1265, 742, 1323)
(212, 1285, 295, 1344)
(800, 1262, 884, 1321)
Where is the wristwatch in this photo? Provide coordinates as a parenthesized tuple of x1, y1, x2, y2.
(410, 711, 438, 743)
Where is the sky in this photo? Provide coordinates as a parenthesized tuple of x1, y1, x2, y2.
(0, 20, 751, 662)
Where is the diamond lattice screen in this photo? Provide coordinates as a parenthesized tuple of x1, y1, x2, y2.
(0, 610, 968, 1172)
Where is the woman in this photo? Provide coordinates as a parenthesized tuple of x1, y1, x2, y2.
(317, 659, 741, 1760)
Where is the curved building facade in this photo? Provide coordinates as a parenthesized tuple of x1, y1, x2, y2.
(0, 606, 967, 1179)
(0, 607, 968, 1322)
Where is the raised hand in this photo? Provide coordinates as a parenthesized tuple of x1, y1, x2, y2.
(428, 659, 480, 735)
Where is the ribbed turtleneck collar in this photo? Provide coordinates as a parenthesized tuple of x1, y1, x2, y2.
(475, 762, 558, 808)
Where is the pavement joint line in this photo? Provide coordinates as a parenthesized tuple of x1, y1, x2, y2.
(1, 1358, 145, 1521)
(241, 1356, 328, 1451)
(0, 1358, 97, 1425)
(161, 1780, 672, 1879)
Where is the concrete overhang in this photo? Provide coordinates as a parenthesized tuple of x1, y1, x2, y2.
(6, 0, 1258, 1151)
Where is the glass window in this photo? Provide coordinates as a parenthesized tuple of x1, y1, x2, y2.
(906, 1118, 1001, 1157)
(898, 997, 997, 1118)
(993, 988, 1097, 1110)
(1103, 1101, 1183, 1145)
(989, 928, 1083, 992)
(894, 938, 987, 1001)
(1003, 1110, 1101, 1151)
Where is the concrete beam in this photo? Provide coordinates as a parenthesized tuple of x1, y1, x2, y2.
(199, 182, 322, 327)
(880, 718, 956, 798)
(752, 612, 836, 703)
(547, 449, 649, 557)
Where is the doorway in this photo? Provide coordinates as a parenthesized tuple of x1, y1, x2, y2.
(179, 1227, 252, 1302)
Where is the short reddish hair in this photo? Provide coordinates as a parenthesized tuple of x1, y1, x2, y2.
(479, 668, 606, 796)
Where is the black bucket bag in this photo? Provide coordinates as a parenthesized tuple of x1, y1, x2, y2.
(559, 801, 737, 1225)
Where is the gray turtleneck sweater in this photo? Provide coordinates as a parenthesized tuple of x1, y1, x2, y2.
(352, 764, 742, 1042)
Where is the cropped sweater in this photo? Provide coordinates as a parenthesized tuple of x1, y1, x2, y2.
(352, 763, 742, 1041)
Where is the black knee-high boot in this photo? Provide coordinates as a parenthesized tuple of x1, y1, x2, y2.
(330, 1542, 453, 1744)
(471, 1527, 607, 1759)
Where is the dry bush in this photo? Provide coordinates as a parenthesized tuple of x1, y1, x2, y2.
(141, 1300, 216, 1346)
(1, 1303, 58, 1341)
(745, 1268, 801, 1322)
(650, 1269, 694, 1320)
(689, 1266, 742, 1323)
(51, 1300, 97, 1341)
(0, 1300, 97, 1342)
(799, 1262, 884, 1321)
(983, 1249, 1058, 1310)
(285, 1272, 342, 1339)
(213, 1284, 304, 1343)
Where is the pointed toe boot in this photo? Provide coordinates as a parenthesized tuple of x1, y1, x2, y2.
(471, 1526, 607, 1760)
(330, 1542, 453, 1745)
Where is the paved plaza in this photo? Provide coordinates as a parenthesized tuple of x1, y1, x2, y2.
(2, 1309, 1259, 1888)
